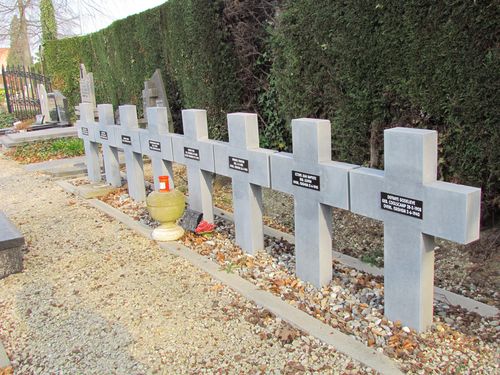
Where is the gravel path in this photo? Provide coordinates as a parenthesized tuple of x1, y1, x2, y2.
(0, 156, 374, 374)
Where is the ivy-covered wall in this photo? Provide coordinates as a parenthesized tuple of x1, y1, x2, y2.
(44, 0, 499, 223)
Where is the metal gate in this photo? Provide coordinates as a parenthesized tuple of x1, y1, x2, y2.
(1, 65, 52, 120)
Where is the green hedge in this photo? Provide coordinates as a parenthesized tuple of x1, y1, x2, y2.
(45, 0, 242, 137)
(271, 0, 499, 224)
(44, 0, 499, 223)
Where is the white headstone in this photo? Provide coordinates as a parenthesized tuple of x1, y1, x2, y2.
(37, 84, 50, 122)
(270, 119, 358, 288)
(349, 128, 481, 331)
(139, 107, 175, 191)
(214, 113, 275, 254)
(172, 110, 216, 223)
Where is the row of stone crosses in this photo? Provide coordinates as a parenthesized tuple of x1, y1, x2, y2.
(77, 67, 480, 333)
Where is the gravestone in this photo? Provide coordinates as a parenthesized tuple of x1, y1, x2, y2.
(172, 110, 217, 223)
(142, 69, 174, 133)
(139, 107, 174, 191)
(349, 128, 481, 331)
(270, 119, 358, 288)
(79, 64, 96, 110)
(214, 113, 275, 254)
(53, 90, 69, 124)
(35, 114, 45, 125)
(47, 93, 58, 122)
(96, 104, 121, 187)
(37, 84, 51, 123)
(116, 105, 146, 201)
(77, 103, 101, 182)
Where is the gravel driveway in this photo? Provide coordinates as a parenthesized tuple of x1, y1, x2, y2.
(0, 156, 373, 374)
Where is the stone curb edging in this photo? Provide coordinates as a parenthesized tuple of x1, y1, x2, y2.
(55, 180, 403, 374)
(0, 341, 11, 369)
(214, 208, 499, 318)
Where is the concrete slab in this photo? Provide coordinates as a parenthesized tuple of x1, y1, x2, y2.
(0, 126, 78, 148)
(0, 212, 25, 250)
(24, 156, 87, 172)
(0, 212, 24, 279)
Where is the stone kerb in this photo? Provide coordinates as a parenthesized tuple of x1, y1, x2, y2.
(115, 105, 147, 202)
(171, 109, 217, 223)
(270, 119, 359, 288)
(214, 113, 275, 255)
(76, 102, 101, 182)
(95, 104, 122, 187)
(349, 128, 481, 332)
(139, 107, 175, 191)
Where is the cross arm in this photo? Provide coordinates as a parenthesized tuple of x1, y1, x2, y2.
(349, 167, 385, 221)
(321, 161, 359, 210)
(213, 141, 230, 177)
(423, 181, 481, 244)
(248, 149, 275, 188)
(270, 152, 294, 195)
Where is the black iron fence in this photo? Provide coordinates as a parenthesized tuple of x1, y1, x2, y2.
(1, 65, 51, 121)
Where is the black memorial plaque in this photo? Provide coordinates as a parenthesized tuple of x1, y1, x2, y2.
(82, 127, 89, 136)
(179, 209, 203, 232)
(381, 192, 423, 219)
(184, 147, 200, 161)
(292, 171, 320, 191)
(99, 130, 108, 140)
(229, 156, 249, 173)
(149, 140, 161, 152)
(121, 135, 132, 145)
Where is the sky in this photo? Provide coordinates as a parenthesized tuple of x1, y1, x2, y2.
(77, 0, 167, 35)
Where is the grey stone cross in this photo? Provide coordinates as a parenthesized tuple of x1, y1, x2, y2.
(139, 107, 175, 191)
(349, 127, 481, 331)
(95, 104, 121, 187)
(172, 110, 216, 223)
(214, 113, 275, 254)
(270, 119, 357, 288)
(77, 102, 101, 183)
(116, 105, 146, 202)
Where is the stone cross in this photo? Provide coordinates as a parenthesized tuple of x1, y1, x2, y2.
(349, 128, 481, 331)
(116, 105, 146, 201)
(139, 107, 175, 191)
(79, 64, 96, 109)
(270, 119, 357, 288)
(77, 102, 101, 182)
(172, 110, 216, 223)
(214, 113, 275, 254)
(142, 69, 174, 133)
(37, 84, 50, 123)
(95, 104, 121, 187)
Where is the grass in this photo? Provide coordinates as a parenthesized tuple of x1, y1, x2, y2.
(0, 111, 15, 129)
(5, 137, 85, 164)
(361, 248, 384, 267)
